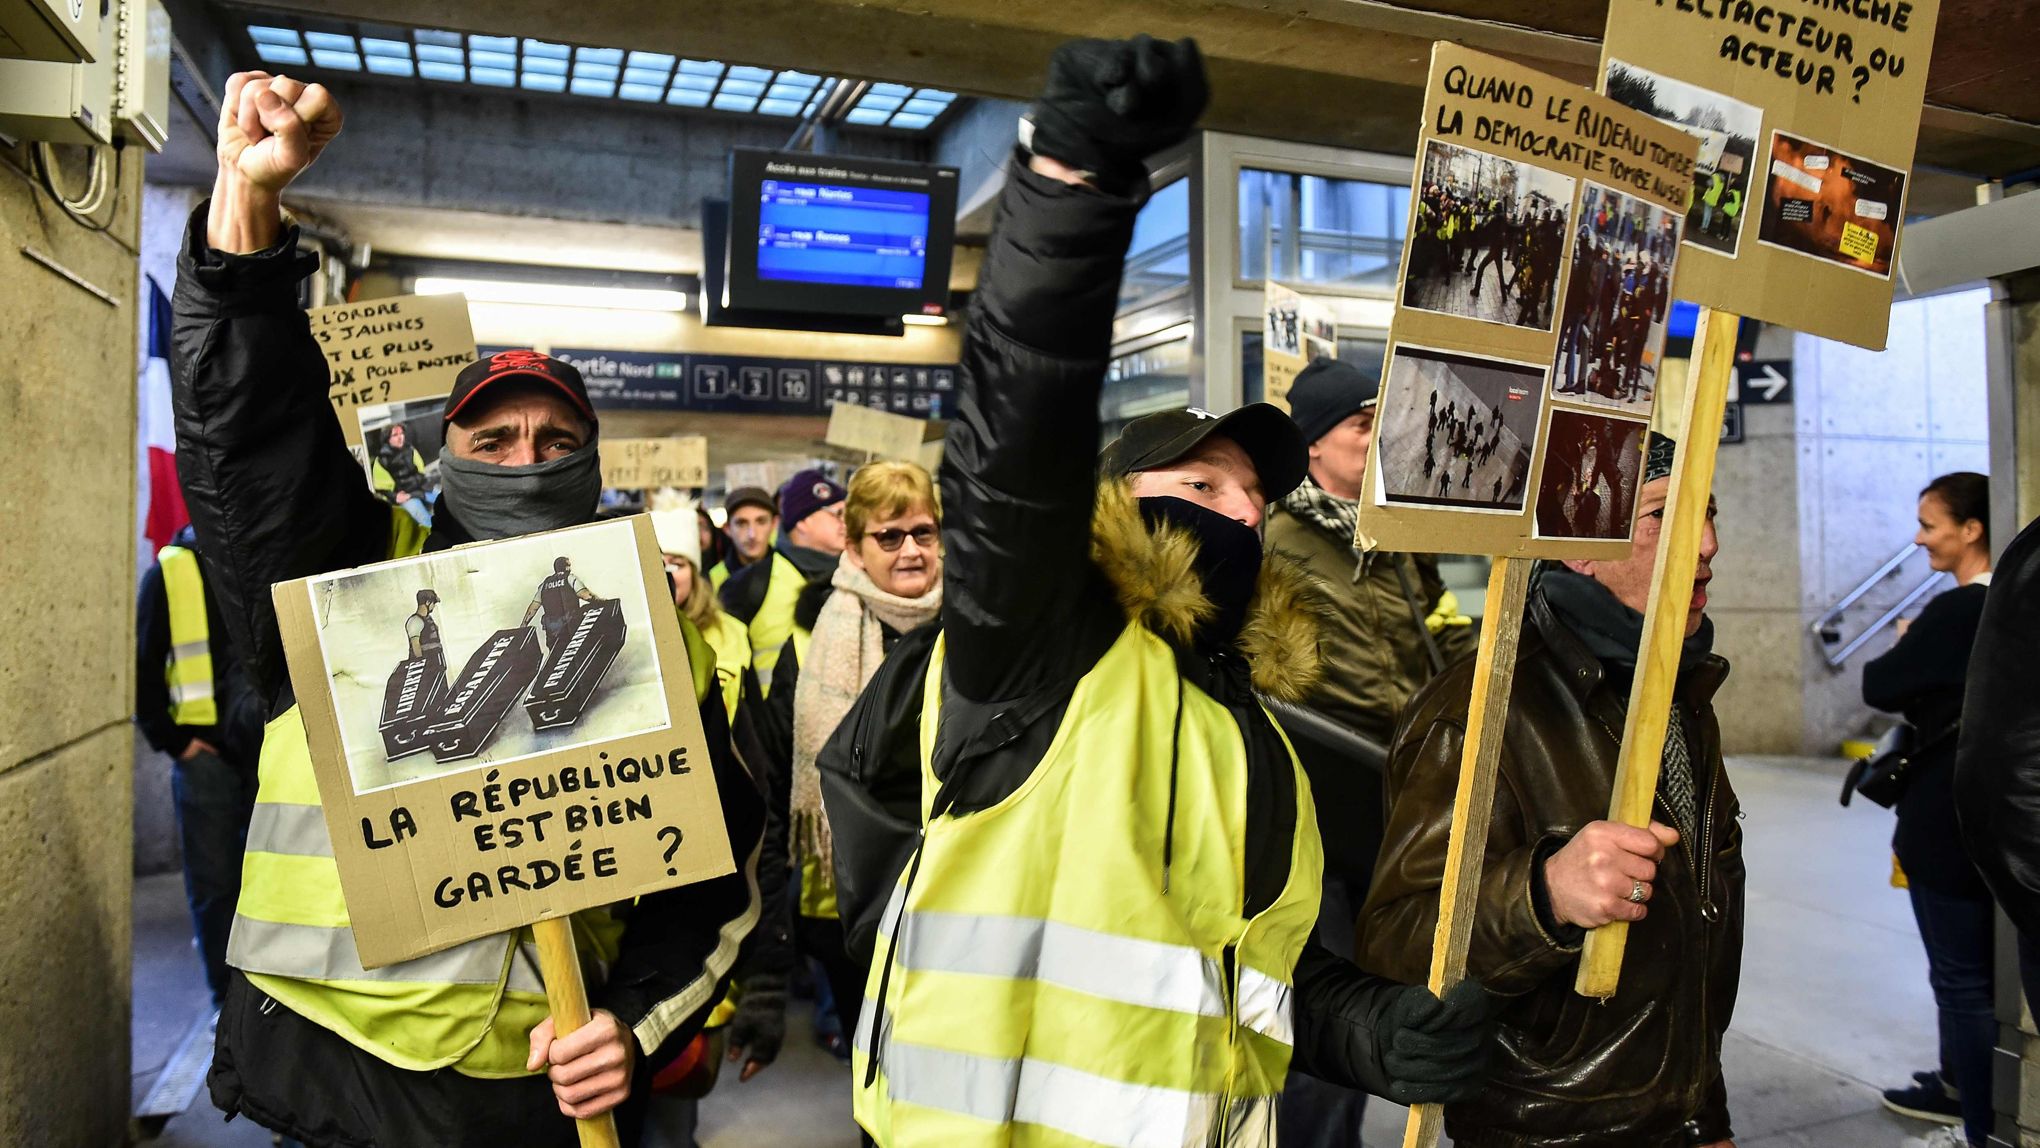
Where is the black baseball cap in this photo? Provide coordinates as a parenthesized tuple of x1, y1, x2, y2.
(445, 350, 598, 429)
(1099, 404, 1308, 500)
(723, 487, 777, 518)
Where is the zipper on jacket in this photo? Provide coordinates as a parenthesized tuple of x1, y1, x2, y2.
(1164, 674, 1185, 895)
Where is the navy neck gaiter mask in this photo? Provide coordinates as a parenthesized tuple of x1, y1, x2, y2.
(435, 441, 602, 541)
(1138, 495, 1264, 650)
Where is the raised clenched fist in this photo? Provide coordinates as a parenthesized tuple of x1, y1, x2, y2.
(1026, 34, 1207, 195)
(1542, 819, 1680, 929)
(207, 71, 342, 253)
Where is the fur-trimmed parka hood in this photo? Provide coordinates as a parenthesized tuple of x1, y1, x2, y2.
(1088, 481, 1334, 703)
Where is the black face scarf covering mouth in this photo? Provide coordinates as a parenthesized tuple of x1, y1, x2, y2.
(436, 442, 602, 541)
(1138, 495, 1263, 648)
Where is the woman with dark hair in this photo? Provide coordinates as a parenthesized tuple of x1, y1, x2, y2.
(1865, 471, 1995, 1148)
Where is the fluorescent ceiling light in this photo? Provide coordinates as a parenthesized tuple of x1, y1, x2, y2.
(414, 277, 690, 311)
(901, 314, 949, 326)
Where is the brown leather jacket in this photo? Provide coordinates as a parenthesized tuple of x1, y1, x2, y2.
(1356, 589, 1744, 1148)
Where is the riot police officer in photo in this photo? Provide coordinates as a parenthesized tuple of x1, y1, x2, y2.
(522, 557, 599, 651)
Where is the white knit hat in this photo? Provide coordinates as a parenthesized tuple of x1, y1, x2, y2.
(646, 488, 700, 568)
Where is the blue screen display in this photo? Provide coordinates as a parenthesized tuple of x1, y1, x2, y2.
(756, 181, 930, 291)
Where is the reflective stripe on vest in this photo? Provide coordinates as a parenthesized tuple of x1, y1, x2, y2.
(158, 546, 218, 726)
(853, 625, 1323, 1147)
(749, 553, 806, 692)
(876, 1039, 1276, 1148)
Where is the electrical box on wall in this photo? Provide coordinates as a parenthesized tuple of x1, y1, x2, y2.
(0, 0, 99, 64)
(114, 0, 166, 150)
(0, 0, 123, 143)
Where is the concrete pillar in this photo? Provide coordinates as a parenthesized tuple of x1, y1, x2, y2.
(1792, 287, 1993, 754)
(0, 144, 143, 1145)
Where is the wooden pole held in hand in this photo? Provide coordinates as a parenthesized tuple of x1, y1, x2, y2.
(1573, 306, 1741, 1000)
(532, 915, 624, 1148)
(1401, 556, 1535, 1148)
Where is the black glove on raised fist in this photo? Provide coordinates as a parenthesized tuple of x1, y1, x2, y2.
(1376, 977, 1499, 1105)
(1026, 34, 1209, 195)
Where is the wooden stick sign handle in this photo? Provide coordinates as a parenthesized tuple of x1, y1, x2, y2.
(532, 915, 624, 1148)
(1573, 307, 1741, 1000)
(1401, 556, 1535, 1148)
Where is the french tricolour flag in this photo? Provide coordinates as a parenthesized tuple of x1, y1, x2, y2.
(138, 276, 189, 555)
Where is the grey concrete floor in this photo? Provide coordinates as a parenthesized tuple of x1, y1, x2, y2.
(131, 755, 1955, 1147)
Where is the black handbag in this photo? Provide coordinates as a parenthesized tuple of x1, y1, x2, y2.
(1840, 721, 1957, 808)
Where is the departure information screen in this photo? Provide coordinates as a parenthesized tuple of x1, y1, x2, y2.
(755, 180, 930, 291)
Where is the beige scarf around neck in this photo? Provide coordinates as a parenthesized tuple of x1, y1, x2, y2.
(790, 554, 942, 880)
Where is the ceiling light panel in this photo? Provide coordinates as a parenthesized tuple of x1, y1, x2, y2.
(241, 19, 957, 130)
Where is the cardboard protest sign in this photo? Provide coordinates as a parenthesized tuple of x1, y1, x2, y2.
(273, 515, 733, 967)
(1357, 43, 1699, 560)
(1262, 281, 1338, 411)
(826, 400, 940, 463)
(600, 437, 709, 491)
(1599, 0, 1941, 349)
(312, 294, 477, 526)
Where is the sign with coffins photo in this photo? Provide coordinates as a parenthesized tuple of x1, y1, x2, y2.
(272, 515, 733, 967)
(1357, 43, 1699, 559)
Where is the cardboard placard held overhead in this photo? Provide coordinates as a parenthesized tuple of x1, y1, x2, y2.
(313, 293, 478, 451)
(826, 400, 941, 463)
(1262, 281, 1338, 411)
(600, 437, 709, 491)
(1599, 0, 1941, 350)
(1357, 43, 1700, 561)
(272, 515, 733, 968)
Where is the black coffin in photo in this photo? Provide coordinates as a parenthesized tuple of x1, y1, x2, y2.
(377, 654, 449, 760)
(423, 627, 544, 763)
(525, 599, 627, 732)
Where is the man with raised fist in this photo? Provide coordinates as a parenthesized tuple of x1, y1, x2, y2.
(832, 34, 1499, 1148)
(173, 71, 765, 1147)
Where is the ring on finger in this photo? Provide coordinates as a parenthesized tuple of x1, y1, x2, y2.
(1629, 879, 1647, 904)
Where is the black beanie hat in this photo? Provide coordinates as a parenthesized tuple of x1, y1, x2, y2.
(1285, 358, 1378, 446)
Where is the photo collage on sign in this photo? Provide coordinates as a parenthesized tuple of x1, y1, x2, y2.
(1388, 135, 1639, 537)
(1375, 110, 1684, 543)
(308, 519, 671, 794)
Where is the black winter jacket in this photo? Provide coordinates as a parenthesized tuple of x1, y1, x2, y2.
(171, 207, 764, 1147)
(1864, 582, 1990, 897)
(825, 156, 1416, 1097)
(1956, 517, 2040, 936)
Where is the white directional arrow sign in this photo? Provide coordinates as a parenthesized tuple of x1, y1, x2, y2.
(1734, 360, 1793, 404)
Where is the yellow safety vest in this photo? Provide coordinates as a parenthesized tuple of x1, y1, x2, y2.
(698, 610, 752, 726)
(747, 552, 807, 693)
(853, 625, 1324, 1147)
(158, 545, 218, 727)
(229, 508, 718, 1077)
